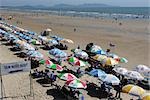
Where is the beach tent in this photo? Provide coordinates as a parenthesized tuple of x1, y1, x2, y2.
(65, 79, 87, 89)
(113, 67, 128, 75)
(125, 71, 144, 80)
(99, 74, 120, 85)
(122, 84, 146, 97)
(58, 73, 77, 81)
(141, 93, 150, 100)
(134, 65, 150, 77)
(89, 68, 106, 77)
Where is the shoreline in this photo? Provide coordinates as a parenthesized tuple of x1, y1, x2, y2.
(0, 8, 149, 20)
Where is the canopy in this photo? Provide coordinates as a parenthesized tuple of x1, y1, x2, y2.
(99, 74, 120, 85)
(141, 93, 150, 100)
(89, 68, 106, 77)
(125, 71, 144, 80)
(134, 65, 150, 77)
(113, 67, 128, 75)
(65, 79, 87, 89)
(58, 73, 77, 81)
(122, 84, 146, 97)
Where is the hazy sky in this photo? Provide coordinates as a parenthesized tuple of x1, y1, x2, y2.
(1, 0, 149, 7)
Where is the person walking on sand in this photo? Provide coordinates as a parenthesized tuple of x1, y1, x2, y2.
(114, 83, 122, 99)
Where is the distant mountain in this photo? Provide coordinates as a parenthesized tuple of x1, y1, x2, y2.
(0, 3, 116, 10)
(52, 3, 114, 8)
(78, 3, 113, 7)
(52, 4, 74, 8)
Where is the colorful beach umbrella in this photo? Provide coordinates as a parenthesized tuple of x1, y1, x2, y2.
(47, 64, 63, 71)
(46, 60, 53, 65)
(95, 50, 106, 55)
(65, 79, 87, 89)
(125, 71, 144, 80)
(141, 93, 150, 100)
(90, 45, 102, 53)
(39, 59, 45, 65)
(119, 57, 128, 63)
(134, 65, 150, 77)
(89, 68, 106, 77)
(122, 84, 146, 97)
(74, 60, 86, 67)
(68, 57, 79, 63)
(99, 74, 120, 85)
(58, 73, 77, 81)
(93, 54, 107, 62)
(75, 51, 89, 59)
(113, 67, 128, 75)
(61, 39, 74, 44)
(49, 48, 67, 58)
(102, 57, 119, 66)
(30, 39, 41, 45)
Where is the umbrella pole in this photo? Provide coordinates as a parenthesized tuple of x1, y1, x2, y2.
(29, 71, 34, 99)
(0, 64, 3, 100)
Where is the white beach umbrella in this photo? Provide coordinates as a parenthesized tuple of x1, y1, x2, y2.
(125, 71, 144, 80)
(134, 65, 150, 77)
(113, 67, 128, 75)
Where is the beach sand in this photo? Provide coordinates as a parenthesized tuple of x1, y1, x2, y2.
(0, 10, 149, 100)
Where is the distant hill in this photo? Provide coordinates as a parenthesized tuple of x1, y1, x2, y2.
(0, 3, 115, 10)
(52, 3, 114, 8)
